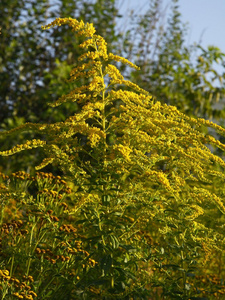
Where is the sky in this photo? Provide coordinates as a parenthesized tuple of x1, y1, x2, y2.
(119, 0, 225, 53)
(179, 0, 225, 52)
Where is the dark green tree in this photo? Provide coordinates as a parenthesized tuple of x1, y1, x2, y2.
(0, 0, 120, 124)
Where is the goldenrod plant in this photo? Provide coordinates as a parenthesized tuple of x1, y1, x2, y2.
(1, 18, 225, 299)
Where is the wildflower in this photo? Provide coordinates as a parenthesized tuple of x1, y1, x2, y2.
(50, 215, 59, 222)
(60, 202, 68, 209)
(105, 64, 124, 84)
(0, 269, 9, 277)
(88, 127, 105, 147)
(88, 258, 97, 266)
(114, 144, 132, 162)
(12, 293, 22, 299)
(108, 53, 140, 70)
(186, 205, 204, 220)
(0, 140, 46, 156)
(28, 291, 37, 297)
(23, 296, 33, 300)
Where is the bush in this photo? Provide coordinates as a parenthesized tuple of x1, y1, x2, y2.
(1, 18, 225, 299)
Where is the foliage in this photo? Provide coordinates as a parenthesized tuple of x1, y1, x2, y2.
(2, 0, 225, 125)
(1, 18, 225, 299)
(122, 0, 225, 120)
(0, 0, 119, 124)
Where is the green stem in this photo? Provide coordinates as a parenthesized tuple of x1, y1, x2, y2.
(10, 255, 14, 277)
(26, 222, 36, 276)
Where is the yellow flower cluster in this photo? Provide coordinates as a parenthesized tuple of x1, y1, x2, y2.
(193, 187, 225, 214)
(0, 270, 37, 299)
(78, 51, 101, 62)
(121, 80, 149, 95)
(42, 18, 96, 37)
(114, 144, 133, 162)
(79, 38, 95, 49)
(108, 53, 140, 70)
(186, 204, 204, 220)
(35, 157, 54, 170)
(87, 127, 106, 148)
(95, 36, 108, 59)
(105, 64, 124, 84)
(87, 76, 105, 92)
(109, 90, 152, 108)
(156, 171, 173, 192)
(0, 139, 46, 156)
(49, 92, 87, 107)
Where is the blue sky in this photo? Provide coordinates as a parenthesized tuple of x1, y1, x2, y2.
(179, 0, 225, 52)
(119, 0, 225, 53)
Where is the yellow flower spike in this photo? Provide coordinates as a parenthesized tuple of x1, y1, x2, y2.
(0, 140, 46, 156)
(156, 172, 173, 192)
(79, 38, 95, 49)
(49, 92, 87, 107)
(108, 53, 140, 70)
(114, 144, 133, 162)
(121, 80, 149, 95)
(109, 90, 152, 107)
(78, 51, 101, 62)
(88, 127, 106, 148)
(4, 270, 10, 276)
(95, 35, 108, 59)
(186, 204, 204, 220)
(42, 18, 96, 38)
(105, 64, 124, 84)
(35, 157, 55, 170)
(88, 76, 105, 92)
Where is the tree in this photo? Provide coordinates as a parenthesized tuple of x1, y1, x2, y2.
(122, 0, 225, 120)
(2, 0, 225, 125)
(1, 17, 225, 299)
(0, 0, 120, 124)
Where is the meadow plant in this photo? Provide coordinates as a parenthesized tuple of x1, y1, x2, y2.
(1, 18, 225, 299)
